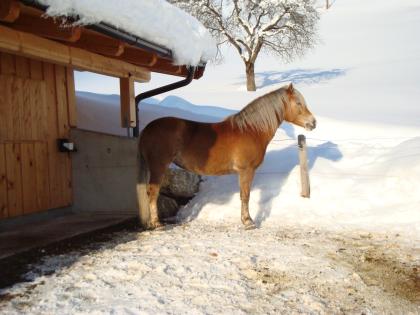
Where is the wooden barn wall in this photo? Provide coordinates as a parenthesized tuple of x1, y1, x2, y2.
(0, 52, 75, 219)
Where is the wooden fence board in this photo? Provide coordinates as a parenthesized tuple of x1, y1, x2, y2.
(34, 142, 49, 210)
(0, 144, 8, 219)
(21, 142, 38, 214)
(55, 65, 72, 206)
(21, 77, 33, 140)
(55, 65, 69, 138)
(0, 52, 15, 75)
(43, 62, 61, 208)
(15, 55, 30, 78)
(29, 59, 43, 80)
(0, 76, 9, 141)
(5, 142, 23, 217)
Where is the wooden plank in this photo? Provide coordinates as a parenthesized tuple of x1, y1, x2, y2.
(12, 14, 81, 42)
(19, 29, 71, 65)
(43, 62, 61, 209)
(66, 67, 77, 127)
(70, 46, 150, 82)
(0, 26, 20, 53)
(0, 75, 11, 141)
(55, 65, 70, 138)
(120, 76, 136, 128)
(0, 0, 20, 23)
(15, 55, 29, 78)
(0, 25, 150, 82)
(0, 144, 8, 219)
(29, 59, 43, 80)
(5, 142, 23, 217)
(54, 64, 72, 206)
(34, 142, 49, 210)
(31, 80, 48, 140)
(0, 52, 15, 75)
(0, 75, 23, 142)
(21, 77, 33, 140)
(11, 76, 24, 141)
(21, 142, 38, 214)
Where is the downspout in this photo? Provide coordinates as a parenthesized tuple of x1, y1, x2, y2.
(133, 66, 196, 137)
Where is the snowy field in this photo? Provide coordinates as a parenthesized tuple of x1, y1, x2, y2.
(1, 0, 420, 313)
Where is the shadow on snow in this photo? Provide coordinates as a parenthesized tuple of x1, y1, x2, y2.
(181, 139, 343, 226)
(236, 68, 346, 89)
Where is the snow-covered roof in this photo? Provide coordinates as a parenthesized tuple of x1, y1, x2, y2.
(36, 0, 216, 66)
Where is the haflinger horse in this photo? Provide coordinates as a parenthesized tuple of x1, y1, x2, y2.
(137, 83, 316, 230)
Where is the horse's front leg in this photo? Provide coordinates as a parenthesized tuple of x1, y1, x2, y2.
(238, 168, 256, 230)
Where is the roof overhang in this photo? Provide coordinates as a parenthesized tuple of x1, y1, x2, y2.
(0, 0, 206, 79)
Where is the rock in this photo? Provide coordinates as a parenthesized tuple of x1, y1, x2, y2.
(157, 195, 179, 219)
(160, 168, 201, 198)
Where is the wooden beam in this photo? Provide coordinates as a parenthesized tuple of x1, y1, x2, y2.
(72, 29, 125, 57)
(13, 14, 82, 42)
(0, 0, 20, 23)
(70, 47, 150, 82)
(150, 59, 183, 76)
(19, 31, 70, 65)
(0, 25, 20, 52)
(0, 25, 150, 82)
(120, 46, 157, 67)
(120, 76, 136, 128)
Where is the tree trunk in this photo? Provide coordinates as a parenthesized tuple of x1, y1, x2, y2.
(245, 62, 256, 91)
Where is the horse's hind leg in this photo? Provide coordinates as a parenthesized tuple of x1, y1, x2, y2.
(147, 160, 171, 229)
(238, 168, 256, 229)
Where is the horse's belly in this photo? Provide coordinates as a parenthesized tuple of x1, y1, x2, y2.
(174, 151, 235, 176)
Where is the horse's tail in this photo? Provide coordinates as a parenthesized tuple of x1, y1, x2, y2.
(137, 142, 150, 228)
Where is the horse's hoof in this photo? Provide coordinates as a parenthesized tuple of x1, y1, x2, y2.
(148, 221, 164, 230)
(244, 222, 257, 230)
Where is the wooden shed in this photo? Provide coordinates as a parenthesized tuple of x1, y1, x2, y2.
(0, 0, 206, 221)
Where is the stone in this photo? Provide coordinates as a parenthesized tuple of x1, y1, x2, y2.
(160, 168, 201, 199)
(157, 195, 179, 219)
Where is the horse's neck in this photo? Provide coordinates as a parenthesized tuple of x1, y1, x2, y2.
(260, 95, 286, 142)
(261, 116, 283, 144)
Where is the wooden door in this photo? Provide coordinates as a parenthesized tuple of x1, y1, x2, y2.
(0, 52, 75, 219)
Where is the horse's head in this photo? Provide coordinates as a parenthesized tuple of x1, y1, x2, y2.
(283, 83, 317, 131)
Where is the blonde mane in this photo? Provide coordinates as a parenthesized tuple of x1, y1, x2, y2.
(226, 87, 288, 133)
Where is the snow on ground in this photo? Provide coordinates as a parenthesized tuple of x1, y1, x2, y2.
(38, 0, 216, 65)
(0, 223, 418, 314)
(1, 0, 420, 313)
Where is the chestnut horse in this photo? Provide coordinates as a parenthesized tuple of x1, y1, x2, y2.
(137, 83, 316, 230)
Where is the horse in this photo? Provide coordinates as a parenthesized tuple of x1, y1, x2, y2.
(137, 83, 316, 230)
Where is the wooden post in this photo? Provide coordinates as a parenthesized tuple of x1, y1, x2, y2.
(298, 135, 310, 198)
(326, 0, 330, 9)
(120, 76, 136, 129)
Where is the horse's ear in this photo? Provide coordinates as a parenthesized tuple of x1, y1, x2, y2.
(287, 83, 294, 93)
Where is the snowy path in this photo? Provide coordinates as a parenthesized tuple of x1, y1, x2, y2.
(0, 221, 418, 314)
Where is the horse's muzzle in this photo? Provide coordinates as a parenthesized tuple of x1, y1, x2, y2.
(305, 118, 317, 131)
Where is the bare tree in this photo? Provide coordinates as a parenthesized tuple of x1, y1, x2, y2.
(170, 0, 319, 91)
